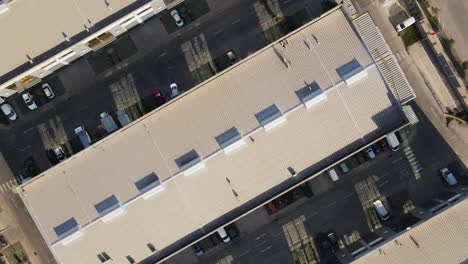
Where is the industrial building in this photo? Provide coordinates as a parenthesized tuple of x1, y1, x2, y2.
(18, 7, 416, 264)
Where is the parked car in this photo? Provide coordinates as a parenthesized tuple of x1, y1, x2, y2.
(170, 83, 180, 98)
(327, 168, 339, 182)
(373, 143, 382, 153)
(396, 17, 416, 32)
(226, 50, 239, 65)
(440, 168, 458, 186)
(216, 227, 231, 243)
(22, 92, 38, 110)
(373, 200, 390, 221)
(339, 162, 349, 173)
(100, 112, 119, 133)
(53, 147, 67, 162)
(0, 103, 17, 121)
(192, 243, 204, 256)
(386, 132, 400, 151)
(366, 147, 376, 159)
(152, 89, 166, 108)
(116, 110, 131, 127)
(42, 83, 55, 99)
(74, 126, 92, 148)
(170, 10, 184, 27)
(327, 232, 339, 250)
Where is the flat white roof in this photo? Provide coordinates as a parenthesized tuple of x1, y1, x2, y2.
(0, 0, 156, 82)
(356, 197, 468, 264)
(19, 8, 406, 264)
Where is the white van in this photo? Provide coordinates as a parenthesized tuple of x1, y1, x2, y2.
(396, 16, 416, 32)
(373, 200, 390, 221)
(216, 227, 230, 243)
(386, 132, 400, 151)
(74, 126, 92, 148)
(327, 168, 339, 182)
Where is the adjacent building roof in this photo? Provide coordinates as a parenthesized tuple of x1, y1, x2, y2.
(0, 0, 153, 82)
(356, 197, 468, 264)
(19, 8, 406, 264)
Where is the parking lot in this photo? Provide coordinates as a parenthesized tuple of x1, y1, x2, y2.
(166, 104, 467, 264)
(0, 0, 328, 180)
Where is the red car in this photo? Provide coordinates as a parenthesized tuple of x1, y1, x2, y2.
(152, 89, 166, 107)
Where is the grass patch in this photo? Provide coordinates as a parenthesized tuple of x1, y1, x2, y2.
(400, 25, 421, 47)
(190, 63, 216, 85)
(418, 0, 439, 30)
(3, 242, 29, 264)
(263, 17, 289, 44)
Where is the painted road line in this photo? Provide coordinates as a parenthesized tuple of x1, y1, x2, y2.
(260, 245, 272, 253)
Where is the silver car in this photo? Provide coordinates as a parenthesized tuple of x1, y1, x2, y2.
(171, 10, 184, 27)
(440, 168, 458, 186)
(22, 92, 38, 110)
(0, 103, 17, 121)
(42, 83, 55, 99)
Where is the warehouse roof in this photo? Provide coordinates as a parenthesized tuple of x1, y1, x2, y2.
(0, 0, 157, 83)
(19, 8, 406, 264)
(356, 197, 468, 264)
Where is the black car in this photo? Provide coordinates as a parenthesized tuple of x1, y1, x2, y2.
(327, 232, 339, 250)
(192, 243, 204, 256)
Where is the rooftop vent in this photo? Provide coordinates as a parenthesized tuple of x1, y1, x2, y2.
(95, 195, 124, 223)
(216, 127, 247, 155)
(256, 104, 287, 131)
(135, 173, 164, 200)
(176, 150, 206, 177)
(54, 218, 83, 245)
(0, 0, 12, 15)
(337, 59, 369, 86)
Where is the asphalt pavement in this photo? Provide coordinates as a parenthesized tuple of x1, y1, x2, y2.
(0, 0, 325, 180)
(167, 103, 466, 263)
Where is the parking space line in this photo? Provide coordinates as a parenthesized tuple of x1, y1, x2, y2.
(255, 233, 267, 240)
(308, 211, 319, 217)
(392, 157, 403, 164)
(19, 146, 31, 152)
(230, 19, 241, 26)
(238, 249, 250, 257)
(23, 127, 34, 134)
(326, 201, 337, 208)
(260, 245, 272, 253)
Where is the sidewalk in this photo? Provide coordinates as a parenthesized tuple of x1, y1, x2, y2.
(415, 6, 468, 111)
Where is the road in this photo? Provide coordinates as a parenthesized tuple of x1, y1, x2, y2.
(430, 0, 468, 62)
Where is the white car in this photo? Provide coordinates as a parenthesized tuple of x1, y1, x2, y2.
(440, 168, 458, 186)
(216, 227, 230, 243)
(396, 17, 416, 32)
(373, 200, 390, 221)
(53, 147, 67, 162)
(42, 83, 55, 99)
(366, 147, 376, 159)
(0, 103, 17, 121)
(327, 168, 339, 182)
(22, 92, 38, 110)
(170, 10, 184, 27)
(170, 83, 180, 98)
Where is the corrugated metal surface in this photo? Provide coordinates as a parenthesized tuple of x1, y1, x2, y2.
(353, 13, 416, 104)
(20, 9, 405, 264)
(356, 198, 468, 264)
